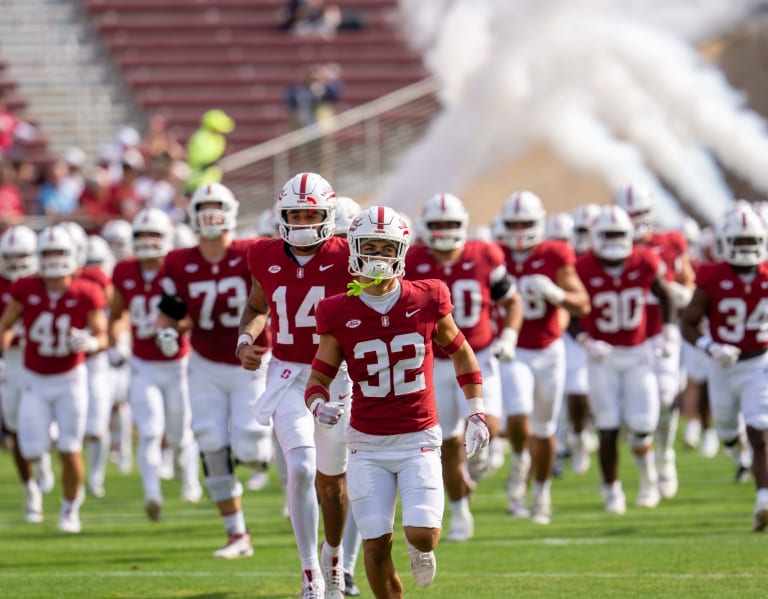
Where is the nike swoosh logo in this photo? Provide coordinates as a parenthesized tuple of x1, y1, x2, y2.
(462, 261, 475, 270)
(228, 257, 242, 267)
(319, 264, 334, 271)
(338, 394, 350, 400)
(531, 259, 546, 268)
(405, 309, 421, 317)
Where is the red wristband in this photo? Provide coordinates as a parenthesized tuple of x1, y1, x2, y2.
(456, 371, 483, 387)
(305, 384, 330, 408)
(440, 331, 466, 355)
(311, 358, 339, 379)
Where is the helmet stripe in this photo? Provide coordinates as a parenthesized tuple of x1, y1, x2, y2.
(299, 172, 309, 196)
(377, 205, 386, 225)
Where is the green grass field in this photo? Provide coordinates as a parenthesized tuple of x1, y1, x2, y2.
(0, 440, 765, 598)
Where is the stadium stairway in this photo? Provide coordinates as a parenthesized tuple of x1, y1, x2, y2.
(86, 0, 430, 153)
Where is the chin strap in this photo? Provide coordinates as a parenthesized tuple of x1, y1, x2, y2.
(346, 276, 383, 296)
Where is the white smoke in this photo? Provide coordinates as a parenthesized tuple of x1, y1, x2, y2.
(379, 0, 768, 226)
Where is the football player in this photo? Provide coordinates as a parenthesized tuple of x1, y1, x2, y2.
(237, 172, 351, 598)
(0, 225, 55, 522)
(498, 191, 591, 524)
(156, 183, 273, 558)
(306, 205, 488, 599)
(405, 193, 521, 540)
(574, 205, 673, 514)
(0, 225, 108, 532)
(681, 205, 768, 531)
(110, 208, 202, 521)
(614, 185, 695, 499)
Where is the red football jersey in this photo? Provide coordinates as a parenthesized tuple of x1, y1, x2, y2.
(248, 236, 350, 364)
(79, 265, 111, 290)
(405, 240, 508, 355)
(576, 247, 660, 347)
(316, 279, 452, 435)
(0, 275, 22, 348)
(696, 261, 768, 353)
(11, 276, 106, 374)
(638, 230, 687, 336)
(113, 258, 191, 361)
(160, 239, 268, 365)
(501, 239, 574, 349)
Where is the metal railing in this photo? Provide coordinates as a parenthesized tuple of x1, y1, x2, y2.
(219, 77, 441, 224)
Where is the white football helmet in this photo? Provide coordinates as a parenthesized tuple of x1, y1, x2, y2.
(188, 182, 239, 239)
(59, 221, 88, 268)
(173, 222, 198, 249)
(86, 235, 116, 275)
(0, 225, 38, 281)
(334, 196, 362, 238)
(545, 212, 574, 242)
(101, 219, 134, 260)
(277, 172, 336, 247)
(592, 205, 635, 261)
(37, 225, 78, 277)
(571, 203, 601, 254)
(613, 185, 654, 240)
(500, 190, 546, 251)
(133, 208, 174, 259)
(419, 193, 469, 251)
(751, 200, 768, 228)
(347, 205, 411, 280)
(720, 206, 767, 267)
(256, 207, 279, 238)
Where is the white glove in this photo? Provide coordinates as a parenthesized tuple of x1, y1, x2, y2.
(696, 335, 740, 367)
(577, 333, 613, 362)
(309, 398, 345, 429)
(667, 281, 693, 309)
(156, 328, 180, 358)
(107, 345, 129, 367)
(68, 328, 99, 354)
(525, 274, 566, 305)
(465, 400, 490, 460)
(492, 328, 518, 362)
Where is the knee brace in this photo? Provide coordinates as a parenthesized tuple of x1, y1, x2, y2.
(201, 447, 242, 502)
(629, 432, 654, 451)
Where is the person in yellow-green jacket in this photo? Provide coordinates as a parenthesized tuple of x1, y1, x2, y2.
(185, 109, 235, 194)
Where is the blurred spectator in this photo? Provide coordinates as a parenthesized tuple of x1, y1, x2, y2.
(38, 159, 79, 218)
(135, 151, 187, 223)
(0, 100, 19, 154)
(61, 146, 87, 200)
(185, 108, 235, 194)
(285, 63, 343, 130)
(0, 160, 25, 228)
(141, 114, 185, 161)
(76, 167, 118, 232)
(111, 148, 146, 221)
(279, 0, 365, 37)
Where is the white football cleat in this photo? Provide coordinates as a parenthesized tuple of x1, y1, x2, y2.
(603, 486, 627, 515)
(36, 453, 55, 494)
(507, 497, 530, 518)
(682, 419, 701, 449)
(320, 542, 345, 598)
(212, 533, 254, 559)
(531, 490, 552, 525)
(635, 479, 661, 509)
(569, 432, 591, 475)
(445, 507, 474, 542)
(657, 456, 678, 499)
(245, 470, 269, 492)
(24, 481, 43, 524)
(87, 481, 106, 499)
(407, 543, 436, 588)
(58, 508, 82, 534)
(301, 569, 325, 599)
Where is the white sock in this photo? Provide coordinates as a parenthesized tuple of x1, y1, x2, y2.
(222, 510, 246, 536)
(285, 446, 320, 572)
(137, 436, 163, 501)
(449, 497, 469, 514)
